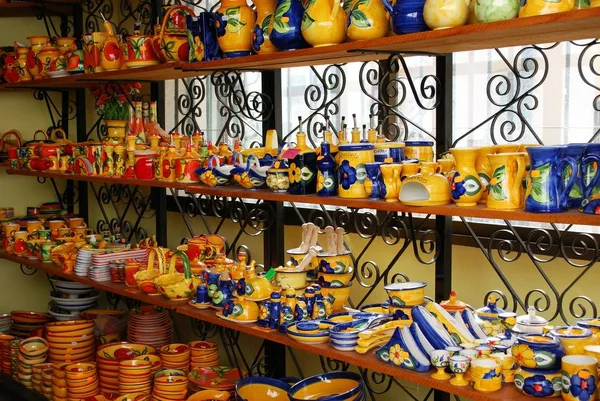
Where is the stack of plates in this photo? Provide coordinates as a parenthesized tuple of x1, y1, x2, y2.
(75, 250, 93, 277)
(39, 202, 63, 216)
(127, 306, 173, 349)
(46, 320, 95, 364)
(47, 303, 80, 321)
(51, 280, 94, 296)
(90, 252, 112, 282)
(10, 311, 53, 338)
(49, 291, 100, 312)
(0, 314, 10, 333)
(96, 343, 157, 395)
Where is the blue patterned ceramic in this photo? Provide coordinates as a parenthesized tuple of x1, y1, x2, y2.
(196, 284, 210, 304)
(231, 154, 270, 189)
(563, 144, 587, 208)
(525, 146, 578, 213)
(458, 309, 488, 340)
(410, 321, 436, 358)
(202, 270, 221, 299)
(269, 0, 309, 51)
(511, 335, 565, 370)
(411, 305, 458, 350)
(364, 162, 384, 200)
(513, 367, 562, 397)
(390, 0, 428, 34)
(289, 372, 364, 401)
(236, 377, 291, 401)
(377, 326, 431, 372)
(582, 143, 600, 198)
(187, 13, 221, 62)
(258, 300, 271, 328)
(317, 142, 337, 197)
(289, 152, 318, 195)
(211, 278, 233, 308)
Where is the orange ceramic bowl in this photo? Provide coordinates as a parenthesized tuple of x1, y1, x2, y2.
(134, 354, 162, 370)
(153, 375, 188, 391)
(118, 359, 152, 374)
(118, 375, 152, 384)
(52, 386, 68, 398)
(189, 341, 218, 353)
(97, 343, 156, 362)
(45, 320, 94, 333)
(46, 327, 95, 338)
(47, 338, 95, 350)
(152, 388, 188, 400)
(64, 362, 96, 379)
(19, 337, 49, 358)
(115, 392, 151, 401)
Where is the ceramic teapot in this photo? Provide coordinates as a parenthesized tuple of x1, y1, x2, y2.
(399, 161, 451, 206)
(301, 0, 346, 47)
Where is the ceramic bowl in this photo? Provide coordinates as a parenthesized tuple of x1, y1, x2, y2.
(549, 326, 597, 355)
(154, 375, 188, 391)
(236, 376, 291, 401)
(320, 284, 352, 312)
(513, 367, 562, 397)
(46, 325, 95, 338)
(384, 281, 426, 307)
(317, 267, 354, 288)
(577, 318, 600, 341)
(511, 334, 565, 370)
(45, 320, 94, 333)
(18, 337, 49, 358)
(160, 344, 190, 362)
(189, 341, 218, 354)
(10, 311, 53, 324)
(289, 372, 364, 401)
(317, 251, 352, 274)
(114, 393, 151, 401)
(274, 269, 308, 290)
(286, 321, 333, 344)
(47, 337, 94, 350)
(154, 368, 187, 378)
(97, 343, 157, 363)
(360, 303, 390, 315)
(134, 269, 161, 294)
(64, 362, 96, 378)
(119, 359, 152, 375)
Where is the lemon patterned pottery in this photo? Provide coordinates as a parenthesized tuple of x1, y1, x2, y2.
(474, 146, 495, 203)
(377, 326, 431, 372)
(270, 0, 309, 50)
(236, 377, 291, 401)
(221, 298, 259, 322)
(471, 358, 502, 392)
(384, 281, 426, 307)
(216, 0, 256, 57)
(424, 0, 467, 29)
(153, 251, 195, 301)
(425, 302, 475, 345)
(317, 266, 353, 287)
(404, 141, 434, 162)
(337, 144, 374, 198)
(320, 284, 352, 312)
(577, 318, 600, 342)
(513, 367, 562, 397)
(380, 162, 402, 202)
(289, 372, 364, 401)
(486, 152, 526, 210)
(251, 0, 279, 54)
(399, 161, 452, 206)
(511, 335, 565, 370)
(301, 0, 346, 47)
(550, 326, 599, 356)
(346, 0, 390, 41)
(450, 148, 483, 206)
(317, 251, 352, 274)
(267, 157, 290, 192)
(561, 355, 598, 401)
(519, 0, 574, 16)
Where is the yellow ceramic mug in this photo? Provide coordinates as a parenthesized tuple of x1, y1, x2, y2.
(72, 226, 93, 236)
(68, 217, 86, 229)
(57, 227, 71, 237)
(470, 358, 502, 392)
(561, 355, 598, 401)
(380, 163, 402, 202)
(26, 220, 43, 233)
(401, 162, 420, 181)
(486, 152, 526, 210)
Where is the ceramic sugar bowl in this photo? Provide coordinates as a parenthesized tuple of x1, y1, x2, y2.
(474, 295, 504, 337)
(514, 306, 551, 335)
(549, 326, 599, 355)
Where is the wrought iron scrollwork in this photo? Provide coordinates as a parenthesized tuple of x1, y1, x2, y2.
(191, 318, 218, 339)
(20, 264, 37, 276)
(171, 77, 207, 136)
(32, 90, 76, 133)
(319, 356, 349, 373)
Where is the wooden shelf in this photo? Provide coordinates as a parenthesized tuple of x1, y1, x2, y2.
(0, 253, 184, 309)
(0, 0, 75, 17)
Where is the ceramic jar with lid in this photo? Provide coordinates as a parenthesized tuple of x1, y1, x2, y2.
(266, 157, 290, 193)
(511, 334, 565, 370)
(440, 291, 467, 313)
(337, 143, 374, 199)
(513, 306, 551, 335)
(475, 295, 505, 337)
(404, 141, 434, 162)
(549, 326, 599, 355)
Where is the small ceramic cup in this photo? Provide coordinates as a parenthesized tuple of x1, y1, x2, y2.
(445, 346, 462, 357)
(561, 355, 598, 401)
(431, 350, 451, 380)
(470, 358, 502, 392)
(449, 355, 470, 386)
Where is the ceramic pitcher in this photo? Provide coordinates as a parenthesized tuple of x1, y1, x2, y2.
(26, 36, 49, 80)
(580, 143, 600, 201)
(270, 0, 309, 50)
(346, 0, 390, 40)
(423, 0, 468, 29)
(524, 146, 577, 213)
(450, 148, 483, 206)
(562, 143, 588, 208)
(475, 146, 495, 204)
(252, 0, 279, 54)
(380, 162, 402, 202)
(14, 44, 31, 82)
(390, 0, 428, 34)
(486, 152, 526, 210)
(216, 0, 256, 57)
(301, 0, 346, 47)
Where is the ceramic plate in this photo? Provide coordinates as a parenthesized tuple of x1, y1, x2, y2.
(188, 300, 211, 310)
(187, 366, 245, 390)
(215, 311, 256, 324)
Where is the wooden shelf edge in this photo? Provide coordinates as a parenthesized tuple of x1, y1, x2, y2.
(0, 253, 182, 309)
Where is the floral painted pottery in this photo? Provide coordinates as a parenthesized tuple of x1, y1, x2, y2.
(474, 296, 504, 337)
(2, 52, 19, 83)
(450, 148, 483, 206)
(250, 0, 278, 54)
(514, 306, 550, 335)
(221, 298, 259, 322)
(320, 284, 351, 312)
(126, 32, 160, 68)
(289, 132, 317, 194)
(37, 43, 60, 78)
(471, 358, 503, 392)
(377, 326, 431, 372)
(425, 302, 475, 345)
(289, 372, 364, 401)
(317, 267, 353, 287)
(188, 366, 245, 391)
(153, 251, 195, 301)
(212, 278, 234, 308)
(14, 44, 32, 82)
(384, 281, 426, 306)
(26, 36, 48, 80)
(582, 143, 600, 197)
(513, 367, 562, 397)
(561, 355, 597, 401)
(430, 350, 451, 380)
(66, 48, 84, 74)
(475, 0, 518, 21)
(411, 305, 458, 350)
(400, 161, 452, 206)
(316, 142, 337, 196)
(266, 157, 290, 192)
(379, 162, 402, 202)
(519, 0, 574, 16)
(525, 146, 577, 213)
(231, 154, 270, 189)
(577, 318, 600, 342)
(390, 0, 428, 34)
(550, 326, 599, 355)
(270, 0, 309, 50)
(336, 144, 373, 198)
(273, 268, 308, 290)
(346, 0, 390, 40)
(301, 0, 346, 47)
(196, 155, 236, 187)
(159, 6, 195, 62)
(474, 145, 495, 203)
(404, 141, 434, 162)
(511, 334, 565, 370)
(214, 0, 256, 58)
(363, 162, 384, 199)
(317, 251, 352, 273)
(83, 32, 106, 73)
(486, 152, 526, 210)
(562, 143, 593, 208)
(187, 13, 222, 62)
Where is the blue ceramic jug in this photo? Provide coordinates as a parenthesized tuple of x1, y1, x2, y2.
(269, 0, 309, 50)
(582, 143, 600, 199)
(525, 146, 577, 213)
(389, 0, 428, 34)
(563, 143, 586, 208)
(364, 162, 383, 200)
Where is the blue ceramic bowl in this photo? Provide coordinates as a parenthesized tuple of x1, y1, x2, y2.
(511, 335, 565, 370)
(235, 376, 291, 401)
(289, 372, 364, 401)
(329, 319, 371, 340)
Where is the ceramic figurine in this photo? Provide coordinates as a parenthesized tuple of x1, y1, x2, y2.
(316, 142, 337, 196)
(270, 0, 309, 50)
(400, 161, 452, 206)
(475, 0, 518, 21)
(450, 148, 483, 206)
(377, 326, 431, 372)
(364, 162, 384, 200)
(519, 0, 574, 17)
(251, 0, 278, 54)
(301, 0, 346, 47)
(525, 146, 577, 213)
(345, 0, 390, 40)
(289, 118, 318, 194)
(216, 0, 256, 57)
(486, 152, 526, 210)
(390, 0, 428, 34)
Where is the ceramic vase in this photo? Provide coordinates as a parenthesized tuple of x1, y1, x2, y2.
(252, 0, 279, 54)
(475, 0, 519, 21)
(14, 45, 32, 82)
(449, 148, 483, 206)
(346, 0, 391, 41)
(105, 120, 128, 142)
(474, 146, 494, 204)
(216, 0, 256, 58)
(391, 0, 428, 34)
(37, 43, 61, 78)
(316, 142, 337, 196)
(301, 0, 346, 47)
(423, 0, 468, 30)
(270, 0, 309, 50)
(26, 36, 49, 80)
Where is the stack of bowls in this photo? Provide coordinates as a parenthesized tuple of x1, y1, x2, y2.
(153, 374, 189, 401)
(96, 343, 156, 395)
(18, 337, 49, 388)
(289, 372, 365, 401)
(64, 362, 99, 399)
(40, 366, 53, 400)
(189, 341, 219, 369)
(134, 354, 162, 376)
(329, 320, 370, 352)
(46, 320, 95, 364)
(118, 359, 152, 394)
(31, 362, 52, 393)
(383, 281, 427, 317)
(0, 333, 15, 374)
(10, 311, 53, 337)
(160, 343, 191, 373)
(52, 362, 69, 401)
(0, 313, 10, 333)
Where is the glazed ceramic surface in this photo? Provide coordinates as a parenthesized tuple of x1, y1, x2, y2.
(289, 372, 364, 401)
(380, 162, 402, 202)
(336, 144, 374, 198)
(550, 326, 599, 355)
(513, 367, 562, 397)
(390, 0, 428, 33)
(384, 281, 426, 306)
(346, 0, 391, 40)
(519, 0, 574, 17)
(399, 162, 452, 206)
(563, 143, 593, 208)
(475, 0, 518, 21)
(511, 335, 565, 370)
(216, 0, 256, 57)
(450, 148, 483, 206)
(474, 146, 495, 203)
(317, 142, 337, 196)
(561, 355, 597, 401)
(251, 0, 279, 54)
(270, 0, 309, 50)
(236, 377, 291, 401)
(289, 134, 317, 195)
(486, 152, 526, 210)
(301, 0, 346, 47)
(404, 141, 434, 162)
(411, 305, 458, 350)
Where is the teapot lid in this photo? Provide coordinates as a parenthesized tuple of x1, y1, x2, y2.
(440, 291, 466, 312)
(476, 295, 505, 320)
(517, 306, 548, 326)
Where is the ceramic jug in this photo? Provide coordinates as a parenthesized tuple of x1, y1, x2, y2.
(364, 162, 383, 200)
(2, 52, 18, 83)
(475, 0, 518, 21)
(14, 44, 32, 82)
(301, 0, 346, 47)
(126, 23, 160, 67)
(270, 0, 309, 50)
(400, 161, 452, 206)
(66, 47, 85, 74)
(380, 162, 402, 202)
(562, 143, 589, 208)
(316, 142, 337, 196)
(26, 36, 49, 80)
(37, 42, 60, 78)
(519, 0, 574, 17)
(100, 20, 122, 71)
(390, 0, 428, 34)
(346, 0, 390, 40)
(475, 146, 495, 204)
(252, 0, 279, 53)
(83, 32, 106, 73)
(582, 143, 600, 199)
(423, 0, 468, 29)
(486, 152, 526, 210)
(524, 146, 577, 213)
(216, 0, 256, 57)
(450, 148, 483, 206)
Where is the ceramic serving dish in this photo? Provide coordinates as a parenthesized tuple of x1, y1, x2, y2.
(384, 281, 426, 306)
(510, 335, 565, 370)
(411, 305, 458, 350)
(286, 321, 333, 344)
(289, 372, 364, 401)
(235, 376, 291, 401)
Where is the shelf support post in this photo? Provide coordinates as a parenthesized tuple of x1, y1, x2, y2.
(434, 53, 453, 401)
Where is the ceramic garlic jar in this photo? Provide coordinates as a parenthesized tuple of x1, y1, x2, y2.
(346, 0, 391, 41)
(252, 0, 279, 54)
(423, 0, 468, 30)
(216, 0, 256, 57)
(450, 147, 483, 206)
(270, 0, 309, 50)
(475, 0, 519, 22)
(399, 161, 451, 206)
(301, 0, 346, 47)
